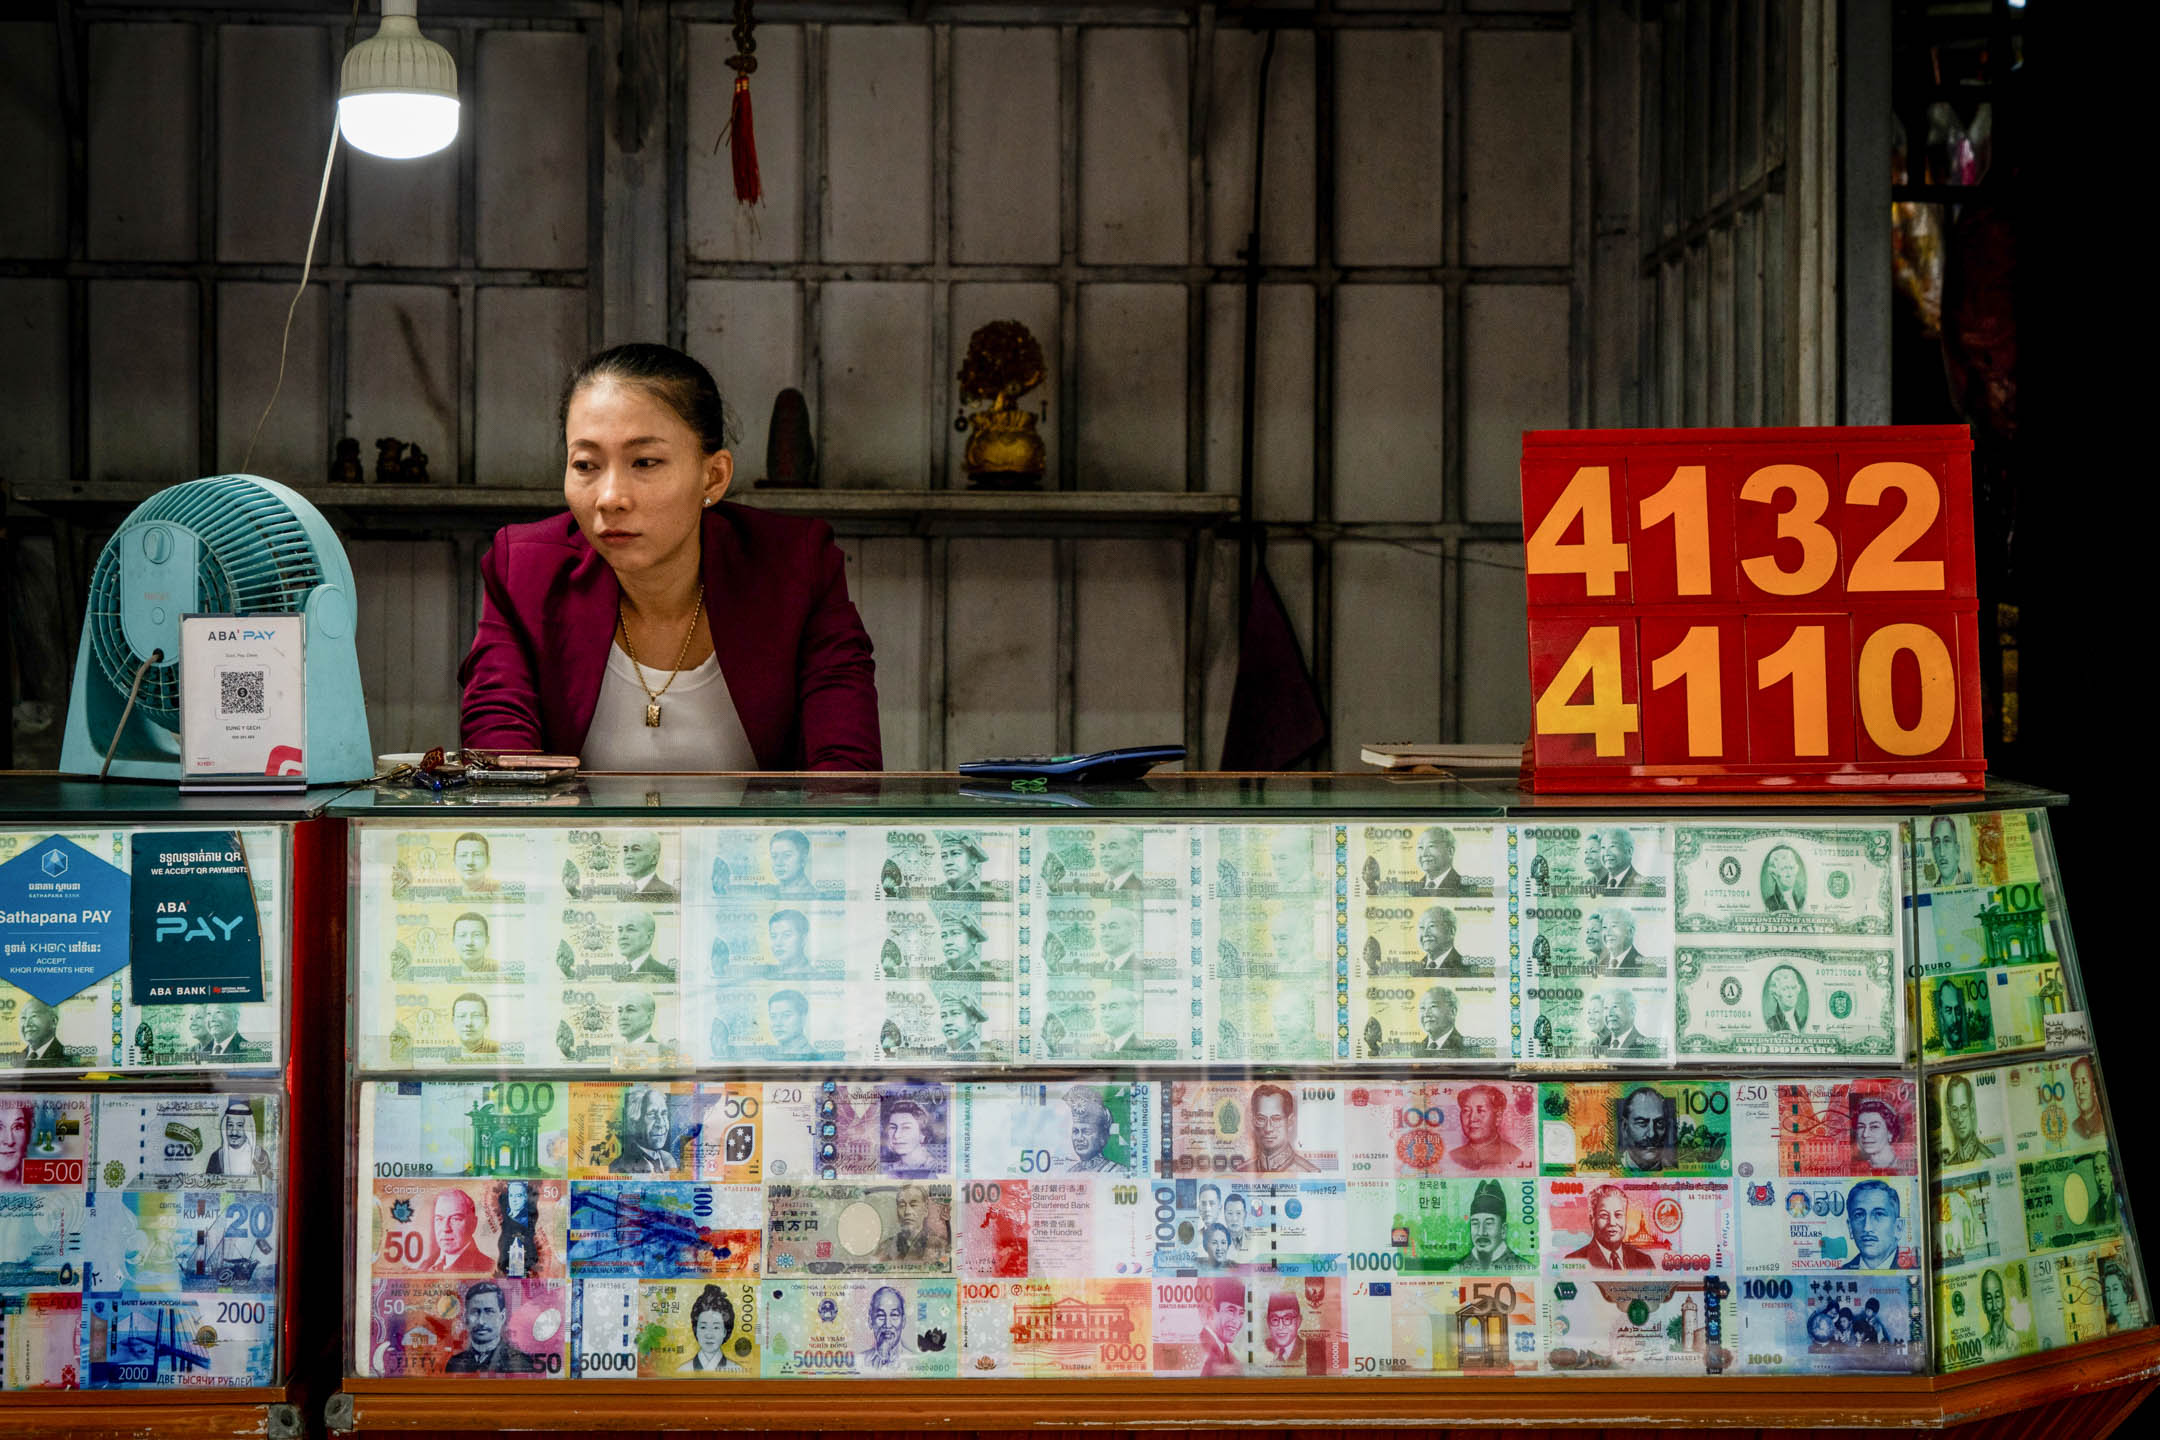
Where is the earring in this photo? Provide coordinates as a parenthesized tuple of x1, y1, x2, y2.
(703, 498, 714, 507)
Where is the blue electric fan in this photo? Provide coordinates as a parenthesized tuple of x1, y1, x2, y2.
(59, 474, 374, 783)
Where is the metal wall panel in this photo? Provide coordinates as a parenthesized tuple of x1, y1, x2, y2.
(684, 279, 804, 483)
(0, 22, 66, 260)
(216, 24, 332, 266)
(87, 280, 197, 484)
(216, 281, 326, 485)
(345, 283, 459, 482)
(823, 25, 933, 265)
(945, 538, 1058, 761)
(1462, 28, 1572, 266)
(87, 23, 197, 261)
(1076, 283, 1187, 491)
(476, 30, 589, 270)
(952, 27, 1061, 266)
(686, 23, 803, 263)
(477, 286, 587, 486)
(1205, 283, 1314, 520)
(345, 105, 459, 267)
(1333, 284, 1444, 523)
(1078, 27, 1189, 265)
(1462, 283, 1570, 524)
(1334, 31, 1444, 266)
(1206, 28, 1316, 267)
(1075, 539, 1185, 753)
(0, 280, 69, 484)
(819, 281, 933, 488)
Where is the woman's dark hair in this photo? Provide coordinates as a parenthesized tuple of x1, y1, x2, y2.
(560, 343, 733, 454)
(690, 1284, 735, 1338)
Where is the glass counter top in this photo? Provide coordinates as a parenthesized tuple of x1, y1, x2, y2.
(0, 772, 330, 822)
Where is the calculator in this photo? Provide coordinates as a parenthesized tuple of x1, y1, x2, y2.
(956, 745, 1186, 784)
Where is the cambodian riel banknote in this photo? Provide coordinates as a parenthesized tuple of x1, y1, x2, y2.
(1163, 1080, 1343, 1178)
(691, 899, 849, 985)
(571, 1276, 760, 1377)
(376, 826, 532, 903)
(567, 1181, 761, 1277)
(2005, 1055, 2111, 1159)
(1921, 966, 2067, 1060)
(2030, 1237, 2147, 1348)
(1731, 1273, 1923, 1373)
(552, 980, 682, 1069)
(1541, 1278, 1724, 1374)
(956, 1177, 1151, 1278)
(1935, 1259, 2037, 1371)
(1356, 976, 1504, 1060)
(863, 826, 1015, 903)
(86, 1188, 278, 1294)
(1541, 1081, 1733, 1178)
(1737, 1176, 1919, 1273)
(863, 976, 1015, 1065)
(1674, 947, 1899, 1060)
(0, 977, 109, 1070)
(546, 902, 682, 986)
(1346, 1177, 1536, 1275)
(1351, 822, 1502, 899)
(1344, 1080, 1537, 1179)
(370, 1177, 566, 1280)
(82, 1290, 277, 1386)
(0, 1092, 92, 1187)
(567, 1080, 763, 1183)
(959, 1276, 1153, 1376)
(1149, 1178, 1346, 1275)
(369, 981, 532, 1068)
(0, 1290, 81, 1388)
(955, 1081, 1155, 1179)
(870, 901, 1012, 983)
(382, 900, 534, 988)
(1033, 824, 1189, 898)
(1037, 893, 1183, 976)
(1027, 971, 1191, 1064)
(1732, 1077, 1918, 1181)
(1211, 824, 1335, 900)
(550, 827, 682, 905)
(688, 825, 849, 902)
(1208, 897, 1338, 1064)
(1347, 1275, 1539, 1375)
(362, 1275, 567, 1376)
(0, 1190, 84, 1289)
(1544, 1177, 1734, 1275)
(1672, 824, 1897, 937)
(1518, 976, 1670, 1063)
(361, 1079, 571, 1182)
(1354, 895, 1508, 980)
(1519, 891, 1669, 983)
(2019, 1149, 2120, 1254)
(1932, 1161, 2021, 1269)
(764, 1081, 953, 1182)
(762, 1277, 958, 1378)
(765, 1182, 955, 1276)
(692, 979, 850, 1065)
(94, 1094, 279, 1192)
(1519, 824, 1668, 900)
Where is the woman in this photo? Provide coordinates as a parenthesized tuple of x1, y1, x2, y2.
(677, 1285, 741, 1372)
(460, 344, 881, 770)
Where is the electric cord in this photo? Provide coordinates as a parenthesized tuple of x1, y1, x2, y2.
(101, 649, 164, 778)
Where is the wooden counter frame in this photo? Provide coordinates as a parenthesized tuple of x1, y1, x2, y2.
(0, 1388, 304, 1439)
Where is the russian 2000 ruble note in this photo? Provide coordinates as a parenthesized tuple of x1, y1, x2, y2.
(82, 1290, 277, 1386)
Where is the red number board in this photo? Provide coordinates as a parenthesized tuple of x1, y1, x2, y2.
(1519, 425, 1983, 793)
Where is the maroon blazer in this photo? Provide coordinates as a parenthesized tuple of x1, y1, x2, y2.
(458, 504, 882, 770)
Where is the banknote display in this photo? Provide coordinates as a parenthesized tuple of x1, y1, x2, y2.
(363, 1080, 570, 1180)
(1350, 823, 1501, 899)
(1738, 1177, 1919, 1273)
(1520, 825, 1668, 900)
(1935, 1260, 2036, 1372)
(0, 979, 108, 1071)
(1920, 965, 2066, 1059)
(364, 1275, 567, 1376)
(1519, 976, 1669, 1063)
(1028, 971, 1190, 1064)
(0, 1191, 82, 1290)
(1674, 947, 1899, 1060)
(955, 1082, 1154, 1180)
(572, 1277, 760, 1376)
(0, 1290, 81, 1388)
(94, 1094, 279, 1191)
(383, 900, 535, 988)
(2006, 1055, 2110, 1158)
(764, 1081, 952, 1181)
(1347, 1177, 1536, 1275)
(0, 1093, 91, 1189)
(1345, 1081, 1537, 1179)
(1357, 977, 1504, 1061)
(1672, 824, 1897, 937)
(554, 979, 682, 1069)
(547, 902, 682, 987)
(1355, 898, 1507, 979)
(1241, 1276, 1347, 1374)
(371, 982, 532, 1068)
(1913, 811, 2039, 894)
(371, 1178, 566, 1280)
(765, 1183, 955, 1276)
(379, 827, 532, 903)
(1164, 1081, 1343, 1177)
(1347, 1276, 1539, 1375)
(1733, 1274, 1923, 1373)
(1544, 1178, 1733, 1275)
(1034, 824, 1188, 898)
(866, 976, 1015, 1064)
(568, 1183, 762, 1277)
(1150, 1178, 1346, 1275)
(763, 1277, 958, 1377)
(694, 899, 849, 985)
(867, 827, 1015, 903)
(872, 901, 1010, 983)
(568, 1080, 763, 1183)
(957, 1178, 1150, 1278)
(1731, 1078, 1917, 1180)
(1149, 1275, 1254, 1376)
(82, 1290, 277, 1386)
(960, 1276, 1153, 1376)
(1542, 1278, 1723, 1374)
(1541, 1081, 1731, 1178)
(1210, 897, 1337, 1064)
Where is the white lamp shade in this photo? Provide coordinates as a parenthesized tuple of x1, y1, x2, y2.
(339, 2, 459, 160)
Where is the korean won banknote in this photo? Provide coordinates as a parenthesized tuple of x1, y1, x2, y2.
(572, 1276, 760, 1377)
(1346, 1177, 1536, 1275)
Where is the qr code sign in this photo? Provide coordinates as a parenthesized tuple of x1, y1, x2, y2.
(220, 669, 266, 716)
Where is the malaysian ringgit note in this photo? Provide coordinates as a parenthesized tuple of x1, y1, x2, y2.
(1540, 1081, 1732, 1178)
(370, 1177, 566, 1280)
(1543, 1177, 1733, 1275)
(362, 1275, 567, 1376)
(956, 1176, 1150, 1278)
(1346, 1177, 1536, 1275)
(765, 1182, 956, 1276)
(1731, 1274, 1923, 1373)
(1344, 1080, 1537, 1179)
(955, 1081, 1155, 1179)
(959, 1276, 1154, 1376)
(567, 1182, 762, 1277)
(571, 1276, 760, 1377)
(362, 1080, 569, 1181)
(1674, 947, 1899, 1060)
(1672, 824, 1897, 937)
(1346, 1275, 1539, 1376)
(763, 1277, 958, 1378)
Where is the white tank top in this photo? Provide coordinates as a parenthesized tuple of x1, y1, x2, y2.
(580, 644, 760, 772)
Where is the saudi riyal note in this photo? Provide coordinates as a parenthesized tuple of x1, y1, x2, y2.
(363, 1080, 570, 1181)
(1936, 1260, 2037, 1371)
(567, 1181, 761, 1277)
(363, 1275, 566, 1376)
(552, 827, 682, 904)
(1240, 1276, 1347, 1375)
(0, 1191, 83, 1288)
(0, 1290, 81, 1388)
(87, 1189, 278, 1294)
(94, 1094, 278, 1192)
(693, 979, 849, 1065)
(382, 899, 533, 987)
(1519, 976, 1669, 1063)
(960, 1276, 1153, 1376)
(1933, 1162, 2021, 1268)
(955, 1081, 1155, 1179)
(0, 979, 107, 1070)
(0, 1092, 92, 1187)
(763, 1277, 958, 1378)
(2019, 1149, 2120, 1254)
(370, 1177, 566, 1280)
(1738, 1176, 1919, 1272)
(2006, 1056, 2110, 1159)
(553, 981, 681, 1069)
(957, 1176, 1150, 1278)
(1921, 965, 2066, 1060)
(1210, 824, 1334, 900)
(766, 1182, 955, 1276)
(1674, 947, 1899, 1060)
(1732, 1077, 1917, 1181)
(1346, 1177, 1536, 1275)
(1351, 822, 1502, 898)
(1208, 897, 1336, 1064)
(379, 826, 531, 903)
(863, 826, 1015, 903)
(1148, 1178, 1346, 1275)
(1164, 1080, 1343, 1177)
(764, 1081, 953, 1181)
(547, 903, 682, 986)
(693, 899, 848, 985)
(865, 977, 1014, 1065)
(690, 825, 848, 902)
(1344, 1080, 1537, 1179)
(1732, 1274, 1923, 1373)
(1913, 810, 2039, 894)
(82, 1291, 277, 1386)
(2032, 1238, 2147, 1347)
(1029, 972, 1190, 1064)
(1544, 1177, 1733, 1274)
(1541, 1081, 1732, 1178)
(571, 1277, 760, 1378)
(1672, 824, 1897, 937)
(1541, 1278, 1722, 1374)
(1356, 977, 1504, 1061)
(371, 982, 531, 1069)
(1347, 1275, 1540, 1375)
(1034, 823, 1188, 898)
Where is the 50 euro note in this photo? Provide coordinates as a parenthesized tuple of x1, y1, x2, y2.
(763, 1277, 958, 1378)
(1673, 947, 1900, 1061)
(1921, 966, 2067, 1061)
(1541, 1278, 1725, 1375)
(85, 1189, 279, 1294)
(955, 1081, 1156, 1179)
(1347, 1275, 1539, 1375)
(1935, 1259, 2038, 1372)
(571, 1276, 760, 1378)
(1344, 1080, 1538, 1179)
(1672, 824, 1898, 937)
(956, 1176, 1151, 1278)
(362, 1275, 567, 1377)
(1540, 1081, 1732, 1179)
(1731, 1273, 1923, 1374)
(361, 1079, 570, 1182)
(1209, 824, 1335, 900)
(1519, 976, 1669, 1063)
(369, 1177, 567, 1280)
(1207, 897, 1338, 1064)
(568, 1181, 762, 1278)
(1350, 822, 1503, 899)
(1544, 1177, 1733, 1275)
(82, 1290, 277, 1387)
(959, 1276, 1153, 1376)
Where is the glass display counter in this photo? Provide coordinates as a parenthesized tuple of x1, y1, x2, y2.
(325, 775, 2151, 1433)
(0, 776, 344, 1438)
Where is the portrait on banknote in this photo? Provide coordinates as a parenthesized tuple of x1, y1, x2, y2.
(1930, 1070, 2007, 1168)
(1352, 824, 1498, 898)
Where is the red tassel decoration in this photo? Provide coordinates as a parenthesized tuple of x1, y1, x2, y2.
(724, 0, 761, 207)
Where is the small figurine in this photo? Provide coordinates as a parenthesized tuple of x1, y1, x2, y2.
(329, 436, 363, 484)
(957, 320, 1047, 491)
(756, 388, 817, 488)
(374, 437, 406, 484)
(404, 443, 431, 483)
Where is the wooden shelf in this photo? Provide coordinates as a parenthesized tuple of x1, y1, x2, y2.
(0, 1388, 303, 1439)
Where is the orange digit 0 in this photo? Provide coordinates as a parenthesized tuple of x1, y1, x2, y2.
(1858, 623, 1956, 755)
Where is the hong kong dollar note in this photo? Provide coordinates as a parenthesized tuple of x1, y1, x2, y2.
(959, 1276, 1153, 1376)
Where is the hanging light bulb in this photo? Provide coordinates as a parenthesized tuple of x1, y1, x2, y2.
(338, 0, 459, 160)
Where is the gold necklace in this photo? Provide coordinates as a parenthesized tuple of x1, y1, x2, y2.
(617, 582, 705, 727)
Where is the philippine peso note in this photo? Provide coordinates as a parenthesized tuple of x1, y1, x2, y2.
(1921, 966, 2066, 1060)
(571, 1276, 759, 1377)
(1344, 1080, 1537, 1179)
(1544, 1177, 1733, 1275)
(1935, 1260, 2037, 1371)
(1674, 947, 1899, 1060)
(765, 1182, 955, 1276)
(1540, 1081, 1732, 1178)
(1208, 896, 1337, 1064)
(553, 980, 682, 1069)
(1519, 824, 1668, 899)
(1731, 1273, 1923, 1373)
(2006, 1055, 2110, 1159)
(363, 1275, 567, 1376)
(692, 978, 849, 1065)
(1541, 1278, 1724, 1374)
(378, 826, 532, 903)
(370, 981, 532, 1069)
(1346, 1275, 1539, 1375)
(370, 1177, 566, 1281)
(94, 1094, 279, 1191)
(1346, 1177, 1536, 1275)
(1731, 1077, 1918, 1181)
(764, 1081, 953, 1181)
(1519, 976, 1669, 1063)
(1356, 976, 1504, 1060)
(688, 825, 849, 902)
(1164, 1079, 1343, 1177)
(955, 1081, 1155, 1179)
(1351, 823, 1502, 898)
(82, 1291, 276, 1386)
(567, 1182, 761, 1277)
(362, 1079, 570, 1181)
(2019, 1150, 2120, 1254)
(0, 1290, 81, 1388)
(1932, 1162, 2020, 1268)
(0, 1191, 84, 1289)
(1211, 824, 1335, 900)
(2031, 1237, 2147, 1347)
(1737, 1176, 1919, 1273)
(959, 1276, 1153, 1376)
(863, 826, 1015, 903)
(550, 827, 682, 904)
(955, 1176, 1150, 1278)
(1672, 824, 1897, 937)
(1149, 1178, 1346, 1275)
(763, 1277, 958, 1378)
(86, 1189, 278, 1294)
(546, 902, 683, 986)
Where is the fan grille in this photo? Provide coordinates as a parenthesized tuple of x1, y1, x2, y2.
(86, 479, 327, 722)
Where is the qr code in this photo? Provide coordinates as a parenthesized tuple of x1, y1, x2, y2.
(220, 669, 266, 716)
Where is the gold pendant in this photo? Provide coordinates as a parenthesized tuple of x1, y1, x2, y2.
(645, 701, 662, 727)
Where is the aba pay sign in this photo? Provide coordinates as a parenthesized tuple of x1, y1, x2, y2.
(0, 835, 129, 1005)
(127, 831, 264, 1005)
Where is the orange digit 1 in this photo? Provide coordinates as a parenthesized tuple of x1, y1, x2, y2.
(1649, 625, 1724, 756)
(1533, 626, 1639, 757)
(1858, 623, 1956, 754)
(1757, 625, 1830, 756)
(1847, 461, 1946, 591)
(1525, 465, 1630, 596)
(1637, 465, 1713, 595)
(1739, 463, 1838, 595)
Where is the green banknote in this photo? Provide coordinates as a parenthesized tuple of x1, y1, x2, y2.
(1936, 1260, 2037, 1372)
(1346, 1177, 1536, 1275)
(2019, 1150, 2120, 1254)
(1674, 947, 1899, 1060)
(1673, 824, 1897, 937)
(1920, 966, 2067, 1060)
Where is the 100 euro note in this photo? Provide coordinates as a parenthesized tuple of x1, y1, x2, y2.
(960, 1276, 1153, 1376)
(1347, 1275, 1539, 1375)
(1672, 824, 1897, 937)
(362, 1079, 571, 1181)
